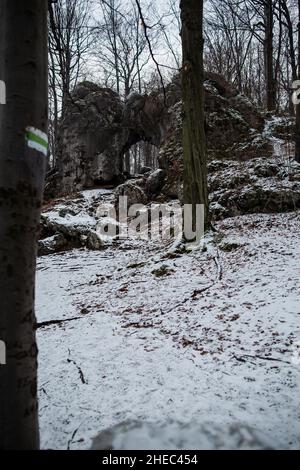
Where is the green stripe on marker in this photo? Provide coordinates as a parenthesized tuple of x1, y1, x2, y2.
(26, 131, 48, 149)
(25, 126, 48, 156)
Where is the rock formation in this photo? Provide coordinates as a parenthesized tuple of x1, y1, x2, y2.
(39, 154, 300, 256)
(91, 420, 278, 450)
(47, 82, 128, 198)
(46, 73, 276, 200)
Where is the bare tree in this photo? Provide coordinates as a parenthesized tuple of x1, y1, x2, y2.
(157, 0, 182, 71)
(48, 0, 93, 164)
(205, 0, 280, 110)
(264, 0, 277, 110)
(95, 0, 152, 97)
(205, 0, 257, 94)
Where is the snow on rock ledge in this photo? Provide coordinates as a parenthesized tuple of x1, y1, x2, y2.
(38, 190, 111, 255)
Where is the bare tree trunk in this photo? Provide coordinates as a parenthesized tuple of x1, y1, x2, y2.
(264, 0, 276, 111)
(180, 0, 209, 229)
(49, 47, 59, 168)
(144, 143, 152, 168)
(296, 0, 300, 163)
(275, 0, 283, 108)
(124, 151, 130, 174)
(281, 0, 297, 82)
(112, 1, 120, 95)
(0, 0, 48, 449)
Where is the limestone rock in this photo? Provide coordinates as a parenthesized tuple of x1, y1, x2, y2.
(209, 157, 300, 219)
(56, 82, 127, 195)
(115, 181, 148, 207)
(46, 74, 287, 205)
(91, 420, 278, 450)
(145, 169, 166, 195)
(38, 233, 68, 256)
(86, 231, 103, 251)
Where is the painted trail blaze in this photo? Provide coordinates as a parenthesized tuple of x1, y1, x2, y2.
(0, 340, 6, 365)
(0, 79, 6, 104)
(25, 127, 48, 156)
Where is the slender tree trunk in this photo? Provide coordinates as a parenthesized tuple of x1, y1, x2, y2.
(124, 152, 130, 174)
(287, 49, 295, 116)
(296, 0, 300, 163)
(281, 0, 297, 82)
(180, 0, 209, 229)
(264, 0, 276, 111)
(0, 0, 48, 449)
(275, 0, 283, 108)
(112, 0, 120, 95)
(49, 47, 59, 168)
(144, 142, 152, 168)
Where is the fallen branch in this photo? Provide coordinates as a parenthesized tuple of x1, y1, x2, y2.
(233, 354, 291, 365)
(122, 321, 162, 329)
(233, 355, 256, 366)
(160, 283, 213, 315)
(67, 349, 87, 384)
(35, 316, 82, 329)
(67, 422, 84, 450)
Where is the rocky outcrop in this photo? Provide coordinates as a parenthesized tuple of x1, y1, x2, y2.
(152, 76, 275, 200)
(144, 169, 166, 195)
(124, 72, 269, 160)
(113, 155, 300, 219)
(120, 73, 273, 201)
(55, 82, 128, 195)
(48, 73, 273, 200)
(38, 233, 68, 256)
(38, 190, 109, 255)
(209, 157, 300, 219)
(39, 156, 300, 256)
(113, 169, 167, 207)
(115, 180, 148, 207)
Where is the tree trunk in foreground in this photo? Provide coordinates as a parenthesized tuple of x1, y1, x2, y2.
(0, 0, 48, 449)
(180, 0, 209, 231)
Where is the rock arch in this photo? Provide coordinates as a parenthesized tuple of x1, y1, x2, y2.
(45, 74, 271, 200)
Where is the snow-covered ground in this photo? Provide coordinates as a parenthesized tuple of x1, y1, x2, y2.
(36, 209, 300, 450)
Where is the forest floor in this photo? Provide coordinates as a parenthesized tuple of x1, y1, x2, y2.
(36, 193, 300, 450)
